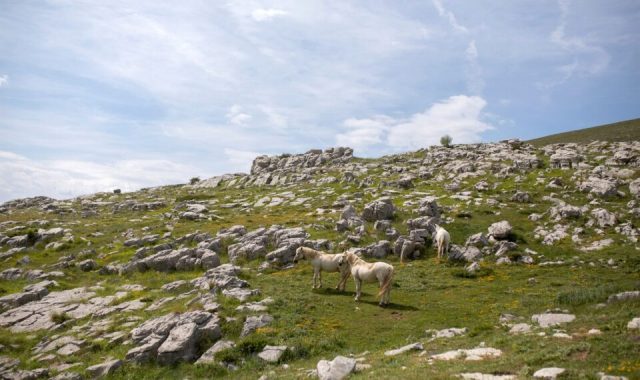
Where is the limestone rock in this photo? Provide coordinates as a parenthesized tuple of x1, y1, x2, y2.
(317, 355, 356, 380)
(488, 221, 512, 240)
(362, 197, 395, 222)
(257, 345, 288, 362)
(85, 358, 122, 378)
(241, 314, 273, 337)
(384, 342, 423, 356)
(531, 313, 575, 328)
(533, 367, 565, 379)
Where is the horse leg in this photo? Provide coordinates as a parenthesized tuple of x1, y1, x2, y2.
(354, 277, 361, 302)
(313, 269, 319, 289)
(318, 270, 323, 288)
(337, 271, 348, 291)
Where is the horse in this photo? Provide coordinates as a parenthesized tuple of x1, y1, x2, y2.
(338, 252, 394, 306)
(434, 224, 450, 260)
(293, 247, 350, 290)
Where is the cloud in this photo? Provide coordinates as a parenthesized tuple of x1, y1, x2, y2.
(224, 148, 261, 173)
(0, 75, 7, 87)
(336, 95, 494, 155)
(0, 151, 201, 202)
(539, 0, 611, 89)
(335, 116, 394, 155)
(251, 8, 288, 22)
(432, 0, 468, 34)
(226, 105, 252, 126)
(465, 40, 484, 94)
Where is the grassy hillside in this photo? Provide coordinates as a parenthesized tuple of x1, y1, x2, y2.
(0, 142, 639, 379)
(528, 118, 640, 146)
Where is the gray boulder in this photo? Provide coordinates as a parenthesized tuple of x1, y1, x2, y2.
(488, 221, 512, 240)
(317, 355, 356, 380)
(241, 314, 273, 337)
(157, 322, 198, 365)
(85, 358, 122, 378)
(257, 345, 288, 363)
(591, 208, 617, 227)
(362, 197, 395, 222)
(579, 177, 618, 198)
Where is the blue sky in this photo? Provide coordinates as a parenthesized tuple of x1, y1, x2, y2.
(0, 0, 639, 201)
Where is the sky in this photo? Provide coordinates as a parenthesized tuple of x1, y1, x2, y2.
(0, 0, 639, 202)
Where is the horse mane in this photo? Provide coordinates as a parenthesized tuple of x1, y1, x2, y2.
(300, 246, 320, 258)
(346, 252, 365, 265)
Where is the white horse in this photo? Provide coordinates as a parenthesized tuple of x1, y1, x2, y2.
(293, 247, 350, 290)
(338, 252, 394, 306)
(434, 224, 450, 260)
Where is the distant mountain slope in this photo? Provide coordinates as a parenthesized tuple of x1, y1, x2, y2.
(527, 118, 640, 146)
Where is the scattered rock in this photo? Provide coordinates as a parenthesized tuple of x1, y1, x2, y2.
(317, 355, 356, 380)
(241, 314, 273, 337)
(531, 313, 575, 328)
(533, 367, 565, 379)
(86, 358, 122, 378)
(384, 342, 423, 356)
(257, 345, 288, 362)
(488, 221, 512, 240)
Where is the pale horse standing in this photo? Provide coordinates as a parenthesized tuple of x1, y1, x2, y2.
(338, 252, 394, 306)
(433, 224, 450, 260)
(293, 247, 350, 290)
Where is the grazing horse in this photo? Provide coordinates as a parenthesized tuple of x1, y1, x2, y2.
(338, 252, 394, 306)
(434, 224, 450, 260)
(293, 247, 350, 290)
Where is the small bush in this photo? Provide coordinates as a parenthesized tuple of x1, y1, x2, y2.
(189, 177, 201, 185)
(440, 134, 453, 148)
(50, 311, 71, 324)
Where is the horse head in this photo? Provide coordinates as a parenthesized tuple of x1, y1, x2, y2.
(293, 246, 306, 264)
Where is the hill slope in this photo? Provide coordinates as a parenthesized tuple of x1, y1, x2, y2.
(528, 118, 640, 146)
(0, 143, 639, 379)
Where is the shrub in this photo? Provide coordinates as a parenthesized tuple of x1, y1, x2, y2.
(50, 311, 71, 324)
(440, 134, 453, 148)
(189, 177, 201, 185)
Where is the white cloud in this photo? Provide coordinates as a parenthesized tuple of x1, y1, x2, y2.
(224, 148, 261, 173)
(336, 116, 393, 155)
(0, 75, 8, 87)
(336, 95, 494, 154)
(465, 39, 484, 94)
(251, 8, 288, 22)
(0, 152, 200, 202)
(226, 105, 252, 126)
(432, 0, 468, 34)
(540, 0, 610, 89)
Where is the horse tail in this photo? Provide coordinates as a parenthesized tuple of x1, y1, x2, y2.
(378, 266, 394, 298)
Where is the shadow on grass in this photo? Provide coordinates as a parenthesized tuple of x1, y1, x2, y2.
(313, 288, 419, 310)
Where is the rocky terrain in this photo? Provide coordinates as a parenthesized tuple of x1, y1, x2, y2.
(0, 142, 638, 379)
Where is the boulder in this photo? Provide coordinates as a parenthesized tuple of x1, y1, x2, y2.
(85, 358, 122, 378)
(257, 345, 288, 363)
(384, 342, 423, 356)
(533, 367, 565, 379)
(488, 221, 512, 240)
(317, 355, 356, 380)
(157, 322, 198, 365)
(579, 177, 618, 198)
(241, 314, 273, 337)
(629, 178, 640, 198)
(531, 313, 575, 328)
(362, 197, 395, 222)
(591, 208, 617, 227)
(196, 340, 236, 364)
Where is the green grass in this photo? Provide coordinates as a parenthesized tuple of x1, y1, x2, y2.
(527, 118, 640, 146)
